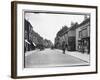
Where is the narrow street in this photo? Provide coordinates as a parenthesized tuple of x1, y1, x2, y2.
(25, 48, 89, 68)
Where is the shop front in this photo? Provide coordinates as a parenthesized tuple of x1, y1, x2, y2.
(78, 37, 90, 54)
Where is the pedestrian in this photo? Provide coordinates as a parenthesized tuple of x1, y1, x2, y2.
(62, 41, 66, 54)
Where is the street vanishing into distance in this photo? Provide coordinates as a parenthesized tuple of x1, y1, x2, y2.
(24, 14, 90, 68)
(25, 48, 89, 68)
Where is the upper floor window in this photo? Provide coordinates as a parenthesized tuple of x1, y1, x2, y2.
(81, 28, 88, 37)
(79, 28, 88, 38)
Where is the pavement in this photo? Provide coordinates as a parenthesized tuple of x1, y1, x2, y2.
(25, 49, 40, 56)
(54, 49, 90, 62)
(66, 51, 90, 63)
(25, 48, 90, 68)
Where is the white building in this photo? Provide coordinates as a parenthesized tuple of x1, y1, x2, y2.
(76, 18, 90, 53)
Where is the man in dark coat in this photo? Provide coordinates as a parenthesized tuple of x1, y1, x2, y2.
(62, 41, 66, 54)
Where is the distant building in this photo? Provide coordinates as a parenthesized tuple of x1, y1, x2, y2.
(54, 17, 90, 53)
(24, 19, 53, 52)
(76, 18, 90, 53)
(54, 23, 78, 51)
(24, 19, 45, 52)
(24, 19, 36, 52)
(43, 39, 53, 48)
(54, 37, 60, 49)
(67, 23, 78, 51)
(54, 25, 69, 49)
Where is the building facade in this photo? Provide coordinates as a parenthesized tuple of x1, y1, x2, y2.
(67, 23, 78, 51)
(54, 23, 78, 51)
(24, 19, 36, 53)
(76, 18, 90, 53)
(24, 19, 53, 52)
(54, 26, 68, 49)
(43, 39, 53, 48)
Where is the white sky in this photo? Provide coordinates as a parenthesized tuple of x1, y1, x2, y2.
(25, 12, 86, 44)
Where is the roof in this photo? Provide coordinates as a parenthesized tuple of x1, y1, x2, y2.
(24, 19, 33, 30)
(68, 23, 78, 31)
(77, 18, 90, 28)
(56, 18, 90, 37)
(57, 23, 78, 37)
(57, 26, 68, 37)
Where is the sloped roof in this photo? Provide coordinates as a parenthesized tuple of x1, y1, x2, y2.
(77, 18, 90, 28)
(68, 23, 78, 31)
(56, 18, 90, 37)
(57, 26, 69, 37)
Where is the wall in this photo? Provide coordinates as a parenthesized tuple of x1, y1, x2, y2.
(76, 22, 90, 50)
(0, 0, 99, 80)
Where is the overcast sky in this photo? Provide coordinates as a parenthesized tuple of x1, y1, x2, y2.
(25, 12, 87, 44)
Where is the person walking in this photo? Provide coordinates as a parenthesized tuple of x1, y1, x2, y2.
(62, 41, 66, 54)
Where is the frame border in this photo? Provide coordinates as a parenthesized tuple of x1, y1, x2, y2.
(11, 1, 98, 79)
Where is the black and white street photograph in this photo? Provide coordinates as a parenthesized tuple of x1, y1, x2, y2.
(11, 1, 97, 77)
(24, 11, 90, 68)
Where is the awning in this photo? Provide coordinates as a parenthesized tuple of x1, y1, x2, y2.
(25, 39, 30, 44)
(32, 42, 36, 46)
